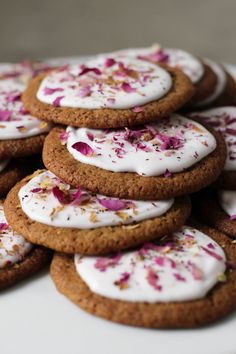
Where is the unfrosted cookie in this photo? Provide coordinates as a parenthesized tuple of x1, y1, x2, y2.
(189, 107, 236, 190)
(99, 46, 217, 106)
(4, 170, 191, 255)
(22, 57, 194, 129)
(43, 114, 226, 200)
(193, 189, 236, 239)
(0, 72, 51, 159)
(50, 224, 236, 328)
(193, 59, 236, 108)
(0, 201, 50, 290)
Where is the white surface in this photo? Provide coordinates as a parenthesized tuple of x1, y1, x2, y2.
(1, 58, 235, 354)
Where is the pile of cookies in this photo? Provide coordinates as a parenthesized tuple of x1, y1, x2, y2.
(1, 45, 236, 328)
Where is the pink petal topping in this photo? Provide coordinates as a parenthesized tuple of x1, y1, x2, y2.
(104, 58, 116, 68)
(0, 223, 8, 230)
(79, 66, 101, 76)
(30, 188, 43, 193)
(201, 246, 223, 261)
(132, 106, 144, 113)
(157, 134, 182, 150)
(52, 96, 64, 107)
(52, 186, 82, 205)
(164, 169, 172, 177)
(6, 91, 21, 102)
(138, 49, 169, 63)
(146, 267, 162, 291)
(0, 110, 11, 121)
(230, 214, 236, 220)
(72, 141, 94, 156)
(187, 261, 203, 280)
(94, 253, 121, 272)
(97, 198, 134, 211)
(43, 87, 64, 95)
(174, 273, 186, 282)
(78, 85, 92, 98)
(121, 82, 136, 93)
(59, 131, 70, 145)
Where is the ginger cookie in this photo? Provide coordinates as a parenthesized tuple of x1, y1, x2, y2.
(193, 189, 236, 239)
(193, 59, 236, 108)
(0, 72, 52, 159)
(43, 114, 226, 200)
(22, 56, 194, 129)
(0, 201, 50, 290)
(189, 107, 236, 190)
(50, 224, 236, 328)
(4, 170, 191, 255)
(99, 45, 217, 105)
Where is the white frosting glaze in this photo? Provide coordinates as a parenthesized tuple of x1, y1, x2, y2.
(99, 46, 204, 84)
(224, 63, 236, 82)
(0, 202, 32, 268)
(0, 159, 9, 173)
(36, 56, 172, 109)
(218, 190, 236, 218)
(75, 226, 226, 302)
(195, 58, 227, 107)
(0, 79, 51, 140)
(190, 107, 236, 171)
(65, 114, 216, 177)
(19, 171, 174, 229)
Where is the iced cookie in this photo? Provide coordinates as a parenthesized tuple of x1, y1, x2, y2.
(100, 46, 217, 105)
(50, 225, 236, 328)
(4, 170, 191, 255)
(194, 59, 236, 108)
(189, 107, 236, 190)
(193, 189, 236, 239)
(0, 201, 50, 290)
(0, 75, 51, 159)
(43, 114, 226, 200)
(22, 56, 194, 129)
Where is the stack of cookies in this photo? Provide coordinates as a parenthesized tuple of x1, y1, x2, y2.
(2, 45, 236, 328)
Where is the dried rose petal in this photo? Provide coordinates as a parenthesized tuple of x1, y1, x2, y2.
(164, 169, 172, 177)
(0, 110, 11, 121)
(94, 253, 121, 272)
(43, 87, 64, 95)
(79, 66, 101, 76)
(121, 82, 136, 93)
(0, 223, 8, 230)
(78, 85, 92, 98)
(52, 96, 65, 107)
(104, 58, 116, 67)
(52, 186, 82, 205)
(72, 141, 94, 156)
(132, 106, 143, 113)
(146, 267, 162, 291)
(59, 131, 70, 145)
(97, 197, 134, 211)
(201, 246, 223, 261)
(230, 214, 236, 220)
(30, 188, 43, 193)
(173, 273, 186, 282)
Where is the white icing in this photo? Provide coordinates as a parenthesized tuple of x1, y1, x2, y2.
(36, 56, 172, 109)
(190, 107, 236, 171)
(0, 202, 32, 268)
(0, 159, 9, 173)
(75, 226, 226, 303)
(19, 171, 174, 229)
(99, 46, 204, 84)
(66, 114, 216, 177)
(218, 190, 236, 217)
(0, 79, 51, 140)
(224, 63, 236, 82)
(195, 58, 227, 107)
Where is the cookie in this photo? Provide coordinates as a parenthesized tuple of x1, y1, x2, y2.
(99, 46, 217, 105)
(194, 59, 236, 108)
(4, 170, 191, 255)
(189, 107, 236, 190)
(50, 224, 236, 328)
(43, 114, 226, 200)
(0, 72, 52, 159)
(22, 56, 194, 129)
(0, 201, 50, 290)
(193, 189, 236, 239)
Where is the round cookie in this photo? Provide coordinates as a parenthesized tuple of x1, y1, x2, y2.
(193, 189, 236, 239)
(4, 170, 191, 255)
(194, 59, 236, 108)
(189, 107, 236, 190)
(99, 46, 217, 106)
(43, 115, 226, 200)
(0, 201, 51, 290)
(50, 225, 236, 328)
(22, 57, 195, 129)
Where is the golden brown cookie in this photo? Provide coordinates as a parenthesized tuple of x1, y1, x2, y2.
(50, 225, 236, 328)
(0, 246, 51, 290)
(4, 173, 191, 255)
(22, 65, 195, 129)
(0, 133, 47, 160)
(193, 189, 236, 239)
(42, 122, 226, 200)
